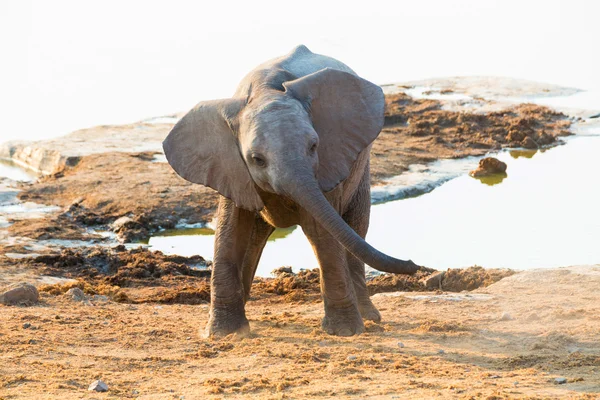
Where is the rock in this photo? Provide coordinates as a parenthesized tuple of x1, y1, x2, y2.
(0, 282, 39, 305)
(397, 342, 405, 348)
(23, 322, 31, 329)
(420, 271, 445, 290)
(66, 287, 86, 302)
(469, 157, 507, 178)
(437, 349, 445, 355)
(500, 312, 513, 321)
(521, 136, 538, 149)
(92, 295, 110, 302)
(111, 216, 134, 231)
(88, 380, 109, 392)
(554, 377, 567, 385)
(271, 266, 293, 277)
(70, 196, 85, 207)
(346, 355, 357, 361)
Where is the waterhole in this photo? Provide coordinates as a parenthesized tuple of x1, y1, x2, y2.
(148, 134, 600, 277)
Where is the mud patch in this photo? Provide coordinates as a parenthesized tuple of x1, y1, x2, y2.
(441, 266, 516, 292)
(31, 246, 211, 304)
(372, 93, 571, 184)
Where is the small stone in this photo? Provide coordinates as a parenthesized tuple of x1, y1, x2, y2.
(346, 355, 357, 361)
(500, 312, 513, 321)
(555, 377, 567, 385)
(437, 349, 445, 355)
(66, 287, 86, 302)
(88, 380, 109, 392)
(70, 196, 85, 207)
(397, 342, 405, 348)
(0, 282, 39, 305)
(469, 157, 507, 178)
(271, 266, 293, 277)
(420, 271, 445, 290)
(111, 216, 134, 231)
(22, 322, 31, 329)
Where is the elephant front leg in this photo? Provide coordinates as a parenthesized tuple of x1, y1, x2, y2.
(205, 197, 255, 338)
(343, 167, 381, 322)
(303, 224, 364, 337)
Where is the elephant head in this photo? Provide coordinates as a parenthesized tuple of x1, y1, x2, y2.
(163, 68, 419, 274)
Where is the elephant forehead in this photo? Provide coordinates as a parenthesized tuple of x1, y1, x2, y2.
(243, 102, 313, 140)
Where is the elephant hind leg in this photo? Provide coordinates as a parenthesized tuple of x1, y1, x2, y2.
(241, 216, 275, 302)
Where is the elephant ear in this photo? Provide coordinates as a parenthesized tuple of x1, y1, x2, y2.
(162, 98, 264, 211)
(283, 68, 385, 191)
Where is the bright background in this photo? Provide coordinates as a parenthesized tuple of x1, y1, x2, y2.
(1, 0, 599, 142)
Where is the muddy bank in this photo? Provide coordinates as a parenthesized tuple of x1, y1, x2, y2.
(371, 93, 571, 184)
(3, 91, 571, 246)
(16, 246, 515, 305)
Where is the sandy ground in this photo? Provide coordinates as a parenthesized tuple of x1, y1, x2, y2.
(1, 265, 599, 399)
(1, 78, 599, 399)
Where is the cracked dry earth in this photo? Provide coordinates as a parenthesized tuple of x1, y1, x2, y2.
(1, 265, 599, 399)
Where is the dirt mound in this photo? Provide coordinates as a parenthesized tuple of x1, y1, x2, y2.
(33, 252, 515, 304)
(441, 266, 516, 292)
(371, 93, 570, 184)
(31, 247, 211, 304)
(253, 269, 322, 302)
(367, 270, 432, 295)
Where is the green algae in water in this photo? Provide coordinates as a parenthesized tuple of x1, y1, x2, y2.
(150, 225, 296, 241)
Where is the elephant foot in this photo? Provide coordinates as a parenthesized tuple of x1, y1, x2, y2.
(358, 300, 382, 323)
(322, 303, 365, 337)
(204, 305, 250, 338)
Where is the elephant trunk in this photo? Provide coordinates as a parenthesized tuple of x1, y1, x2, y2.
(283, 173, 420, 275)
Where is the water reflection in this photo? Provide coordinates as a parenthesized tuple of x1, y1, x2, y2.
(149, 225, 296, 241)
(509, 149, 537, 159)
(472, 172, 507, 186)
(0, 159, 36, 182)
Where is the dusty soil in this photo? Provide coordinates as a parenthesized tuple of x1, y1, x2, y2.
(1, 265, 598, 399)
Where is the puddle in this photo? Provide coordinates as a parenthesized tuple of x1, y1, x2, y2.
(0, 182, 61, 229)
(371, 157, 479, 203)
(403, 86, 473, 102)
(151, 154, 167, 163)
(0, 159, 36, 182)
(5, 253, 43, 259)
(148, 134, 600, 277)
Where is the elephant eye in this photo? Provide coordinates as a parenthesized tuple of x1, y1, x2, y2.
(251, 153, 266, 167)
(309, 142, 318, 154)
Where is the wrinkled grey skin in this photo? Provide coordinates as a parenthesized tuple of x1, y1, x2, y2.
(163, 45, 421, 337)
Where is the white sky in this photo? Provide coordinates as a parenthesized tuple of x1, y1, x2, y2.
(1, 0, 599, 142)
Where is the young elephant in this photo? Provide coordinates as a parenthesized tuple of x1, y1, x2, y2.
(163, 45, 421, 337)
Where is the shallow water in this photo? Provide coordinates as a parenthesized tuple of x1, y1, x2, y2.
(148, 135, 600, 276)
(0, 160, 36, 182)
